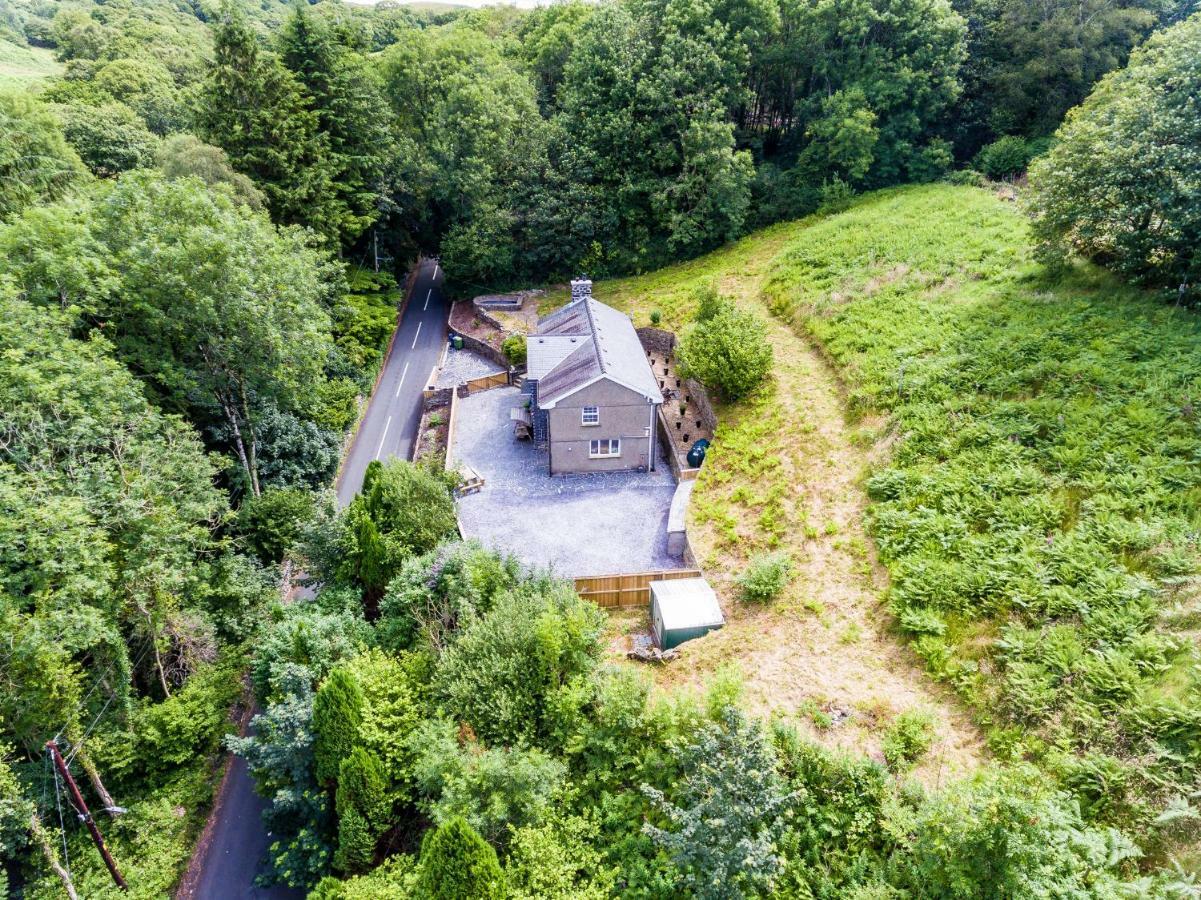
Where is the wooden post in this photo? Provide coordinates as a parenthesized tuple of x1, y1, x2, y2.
(46, 742, 128, 892)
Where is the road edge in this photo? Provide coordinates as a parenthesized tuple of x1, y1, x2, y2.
(172, 678, 257, 900)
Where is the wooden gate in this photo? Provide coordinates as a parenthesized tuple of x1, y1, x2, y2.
(460, 371, 509, 394)
(574, 569, 702, 609)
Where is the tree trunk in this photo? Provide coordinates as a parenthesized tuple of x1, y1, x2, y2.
(78, 749, 120, 816)
(30, 812, 80, 900)
(238, 381, 261, 498)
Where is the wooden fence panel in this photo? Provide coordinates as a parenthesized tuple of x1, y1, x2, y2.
(460, 371, 509, 394)
(574, 569, 702, 609)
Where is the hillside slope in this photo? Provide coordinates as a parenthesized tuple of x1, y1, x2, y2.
(584, 183, 1201, 846)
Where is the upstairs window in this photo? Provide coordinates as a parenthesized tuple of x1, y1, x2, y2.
(581, 406, 600, 426)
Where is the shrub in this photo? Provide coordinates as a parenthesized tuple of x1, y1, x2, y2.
(881, 709, 935, 770)
(411, 718, 566, 846)
(433, 579, 605, 746)
(415, 817, 504, 900)
(338, 459, 459, 606)
(737, 552, 793, 603)
(313, 668, 364, 786)
(235, 487, 316, 564)
(644, 707, 792, 898)
(502, 333, 526, 366)
(677, 303, 773, 401)
(974, 135, 1033, 180)
(649, 309, 662, 326)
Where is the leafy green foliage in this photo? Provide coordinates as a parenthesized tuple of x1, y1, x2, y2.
(334, 747, 389, 873)
(235, 487, 316, 565)
(502, 334, 526, 366)
(53, 99, 158, 177)
(764, 183, 1201, 840)
(415, 817, 504, 900)
(644, 706, 793, 898)
(1029, 14, 1201, 295)
(157, 133, 264, 210)
(0, 90, 85, 220)
(737, 551, 793, 603)
(313, 668, 365, 787)
(677, 297, 773, 400)
(881, 709, 935, 771)
(434, 579, 605, 747)
(338, 460, 459, 607)
(376, 541, 522, 653)
(412, 718, 566, 846)
(974, 135, 1042, 180)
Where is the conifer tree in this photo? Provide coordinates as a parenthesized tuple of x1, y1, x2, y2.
(278, 5, 390, 245)
(312, 668, 364, 786)
(334, 747, 388, 873)
(197, 2, 345, 243)
(416, 817, 504, 900)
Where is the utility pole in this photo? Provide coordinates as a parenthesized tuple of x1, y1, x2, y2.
(46, 741, 128, 892)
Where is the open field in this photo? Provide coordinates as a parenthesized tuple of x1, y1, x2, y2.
(0, 39, 60, 89)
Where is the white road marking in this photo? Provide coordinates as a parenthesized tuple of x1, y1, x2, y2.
(411, 321, 422, 349)
(394, 361, 410, 398)
(375, 416, 392, 460)
(433, 263, 439, 279)
(424, 288, 432, 310)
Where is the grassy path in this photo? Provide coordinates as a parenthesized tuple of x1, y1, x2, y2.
(583, 216, 985, 784)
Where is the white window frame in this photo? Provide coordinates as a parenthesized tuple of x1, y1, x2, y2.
(589, 438, 621, 458)
(581, 406, 600, 426)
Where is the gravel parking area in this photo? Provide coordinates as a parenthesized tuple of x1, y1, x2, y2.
(436, 346, 504, 388)
(452, 387, 678, 577)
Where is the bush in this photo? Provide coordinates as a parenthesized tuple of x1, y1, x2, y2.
(415, 817, 504, 899)
(338, 459, 459, 606)
(649, 309, 662, 326)
(235, 487, 316, 564)
(334, 747, 389, 873)
(881, 709, 935, 770)
(677, 301, 773, 401)
(433, 579, 605, 746)
(974, 136, 1033, 180)
(502, 333, 526, 366)
(412, 718, 566, 846)
(737, 552, 793, 603)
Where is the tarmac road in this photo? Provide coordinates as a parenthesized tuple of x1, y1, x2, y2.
(180, 258, 448, 899)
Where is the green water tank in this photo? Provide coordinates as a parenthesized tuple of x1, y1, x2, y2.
(686, 438, 710, 468)
(452, 334, 464, 350)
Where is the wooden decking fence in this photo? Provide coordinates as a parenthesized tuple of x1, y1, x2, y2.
(574, 569, 702, 609)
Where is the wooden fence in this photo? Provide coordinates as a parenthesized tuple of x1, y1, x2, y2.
(459, 371, 509, 394)
(574, 569, 702, 609)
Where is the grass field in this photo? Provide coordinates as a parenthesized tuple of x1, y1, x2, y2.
(571, 183, 1201, 853)
(0, 38, 59, 89)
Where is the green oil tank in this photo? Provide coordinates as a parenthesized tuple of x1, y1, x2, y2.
(686, 438, 710, 468)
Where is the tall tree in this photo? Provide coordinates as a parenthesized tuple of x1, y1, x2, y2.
(0, 91, 86, 221)
(278, 5, 391, 247)
(196, 3, 345, 244)
(1028, 12, 1201, 296)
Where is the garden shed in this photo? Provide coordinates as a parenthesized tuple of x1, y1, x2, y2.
(649, 577, 724, 649)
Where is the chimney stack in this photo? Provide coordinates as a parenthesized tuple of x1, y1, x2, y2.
(570, 277, 592, 303)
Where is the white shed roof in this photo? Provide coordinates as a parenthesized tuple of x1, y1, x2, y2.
(650, 577, 724, 630)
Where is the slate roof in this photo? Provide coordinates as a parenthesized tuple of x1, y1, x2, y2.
(531, 294, 662, 408)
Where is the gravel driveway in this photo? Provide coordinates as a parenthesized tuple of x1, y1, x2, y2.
(436, 346, 504, 388)
(452, 387, 678, 577)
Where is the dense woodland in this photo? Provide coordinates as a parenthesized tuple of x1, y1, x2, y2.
(0, 0, 1200, 895)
